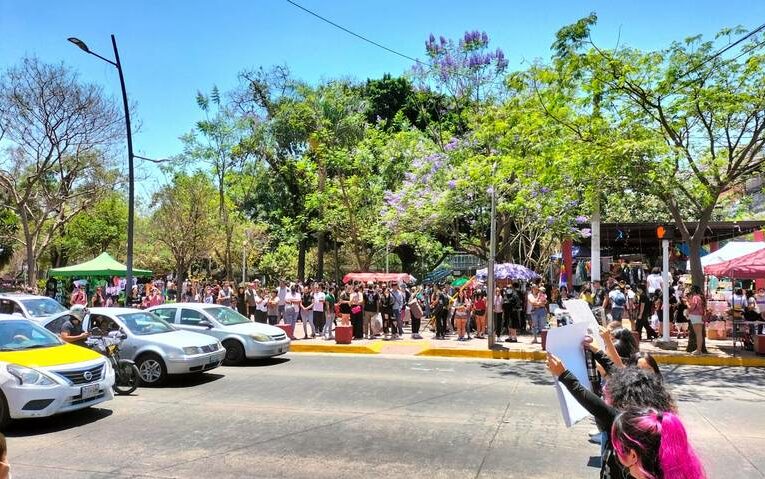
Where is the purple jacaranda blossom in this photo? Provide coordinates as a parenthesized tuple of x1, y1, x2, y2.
(445, 137, 460, 151)
(530, 190, 538, 198)
(547, 216, 555, 225)
(580, 228, 592, 238)
(575, 215, 589, 224)
(540, 186, 551, 194)
(487, 186, 495, 195)
(568, 200, 580, 208)
(448, 180, 457, 189)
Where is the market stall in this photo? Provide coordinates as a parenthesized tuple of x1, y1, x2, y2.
(48, 252, 153, 278)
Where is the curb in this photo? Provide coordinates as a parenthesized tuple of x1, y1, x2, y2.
(287, 343, 765, 367)
(289, 343, 377, 355)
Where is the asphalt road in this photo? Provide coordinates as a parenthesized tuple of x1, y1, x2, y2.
(6, 354, 765, 479)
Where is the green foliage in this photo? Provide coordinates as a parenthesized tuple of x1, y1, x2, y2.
(0, 207, 18, 269)
(53, 192, 128, 261)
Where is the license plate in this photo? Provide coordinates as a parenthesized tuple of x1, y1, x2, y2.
(81, 384, 99, 400)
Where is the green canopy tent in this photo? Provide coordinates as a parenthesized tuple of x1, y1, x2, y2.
(48, 252, 152, 278)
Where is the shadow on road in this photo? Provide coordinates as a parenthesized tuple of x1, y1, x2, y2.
(159, 372, 225, 388)
(4, 407, 113, 437)
(664, 365, 765, 403)
(237, 357, 291, 368)
(479, 361, 554, 386)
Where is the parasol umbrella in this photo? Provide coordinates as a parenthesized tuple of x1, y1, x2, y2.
(476, 263, 540, 282)
(451, 277, 470, 287)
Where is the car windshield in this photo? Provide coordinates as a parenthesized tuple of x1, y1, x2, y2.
(202, 307, 250, 326)
(20, 298, 67, 318)
(0, 319, 63, 351)
(117, 312, 175, 336)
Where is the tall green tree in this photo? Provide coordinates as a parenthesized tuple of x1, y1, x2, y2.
(150, 172, 218, 283)
(552, 15, 765, 286)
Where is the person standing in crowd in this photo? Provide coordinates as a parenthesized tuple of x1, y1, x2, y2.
(245, 283, 257, 319)
(473, 291, 487, 339)
(390, 283, 405, 340)
(493, 287, 504, 340)
(503, 283, 521, 343)
(349, 284, 364, 340)
(611, 409, 706, 479)
(528, 284, 547, 344)
(408, 291, 424, 339)
(70, 284, 87, 306)
(431, 284, 449, 340)
(312, 283, 326, 336)
(635, 285, 657, 340)
(203, 286, 214, 304)
(453, 289, 471, 341)
(285, 284, 301, 332)
(609, 284, 627, 322)
(338, 284, 352, 326)
(236, 286, 248, 317)
(300, 285, 315, 339)
(149, 287, 164, 307)
(266, 290, 279, 325)
(323, 286, 336, 340)
(254, 288, 268, 323)
(218, 281, 233, 308)
(277, 280, 288, 323)
(686, 285, 706, 355)
(0, 432, 10, 479)
(379, 286, 394, 339)
(92, 287, 105, 307)
(646, 267, 663, 296)
(363, 281, 379, 340)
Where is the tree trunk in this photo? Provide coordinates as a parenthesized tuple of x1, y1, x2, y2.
(316, 231, 325, 280)
(688, 236, 705, 288)
(297, 238, 306, 282)
(18, 210, 37, 287)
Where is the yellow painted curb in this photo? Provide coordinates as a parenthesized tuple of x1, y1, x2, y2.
(416, 348, 547, 361)
(651, 354, 765, 367)
(289, 343, 378, 355)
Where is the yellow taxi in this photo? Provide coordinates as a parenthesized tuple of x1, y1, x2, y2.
(0, 316, 114, 428)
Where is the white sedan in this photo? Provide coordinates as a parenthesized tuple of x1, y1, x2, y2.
(42, 308, 226, 386)
(148, 304, 291, 365)
(0, 317, 114, 428)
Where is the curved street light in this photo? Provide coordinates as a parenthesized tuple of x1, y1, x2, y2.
(68, 35, 135, 303)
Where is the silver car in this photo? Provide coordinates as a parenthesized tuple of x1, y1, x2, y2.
(148, 303, 291, 365)
(42, 308, 225, 386)
(0, 293, 67, 323)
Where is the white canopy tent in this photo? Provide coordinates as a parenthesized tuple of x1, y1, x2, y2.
(690, 241, 765, 270)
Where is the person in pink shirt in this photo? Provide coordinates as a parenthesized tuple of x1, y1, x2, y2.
(148, 288, 164, 307)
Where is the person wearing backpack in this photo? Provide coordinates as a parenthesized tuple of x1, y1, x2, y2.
(609, 284, 627, 322)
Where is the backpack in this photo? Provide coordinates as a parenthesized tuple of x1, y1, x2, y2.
(613, 291, 626, 307)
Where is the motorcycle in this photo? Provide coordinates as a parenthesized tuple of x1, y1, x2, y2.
(86, 327, 140, 395)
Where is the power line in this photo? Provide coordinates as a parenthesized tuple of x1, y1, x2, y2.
(678, 23, 765, 80)
(284, 0, 427, 66)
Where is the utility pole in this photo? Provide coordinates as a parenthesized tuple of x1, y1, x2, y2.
(487, 162, 498, 349)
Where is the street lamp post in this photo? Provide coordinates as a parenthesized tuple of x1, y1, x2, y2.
(68, 35, 135, 305)
(487, 161, 498, 349)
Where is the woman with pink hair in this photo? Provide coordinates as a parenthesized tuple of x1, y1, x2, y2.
(612, 408, 706, 479)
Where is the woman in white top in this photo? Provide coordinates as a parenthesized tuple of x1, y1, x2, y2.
(646, 267, 663, 296)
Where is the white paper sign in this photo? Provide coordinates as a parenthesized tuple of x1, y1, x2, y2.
(562, 299, 604, 350)
(546, 321, 592, 427)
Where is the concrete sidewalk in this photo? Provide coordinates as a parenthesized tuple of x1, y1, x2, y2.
(287, 324, 765, 367)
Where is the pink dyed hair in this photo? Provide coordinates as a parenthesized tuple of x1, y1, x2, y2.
(612, 409, 706, 479)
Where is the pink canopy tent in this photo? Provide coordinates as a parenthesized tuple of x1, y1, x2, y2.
(704, 247, 765, 279)
(342, 272, 416, 284)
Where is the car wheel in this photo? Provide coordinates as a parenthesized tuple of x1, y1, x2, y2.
(0, 391, 10, 430)
(222, 339, 245, 365)
(136, 353, 167, 386)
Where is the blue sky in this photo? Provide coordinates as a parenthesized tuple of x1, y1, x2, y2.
(2, 0, 765, 195)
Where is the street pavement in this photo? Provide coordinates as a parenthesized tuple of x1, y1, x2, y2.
(6, 354, 765, 478)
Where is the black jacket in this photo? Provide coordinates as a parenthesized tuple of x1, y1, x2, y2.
(558, 351, 624, 479)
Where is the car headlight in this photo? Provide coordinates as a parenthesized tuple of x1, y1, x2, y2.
(7, 364, 56, 386)
(183, 346, 201, 355)
(250, 334, 271, 342)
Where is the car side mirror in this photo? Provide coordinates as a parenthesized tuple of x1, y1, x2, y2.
(198, 320, 213, 329)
